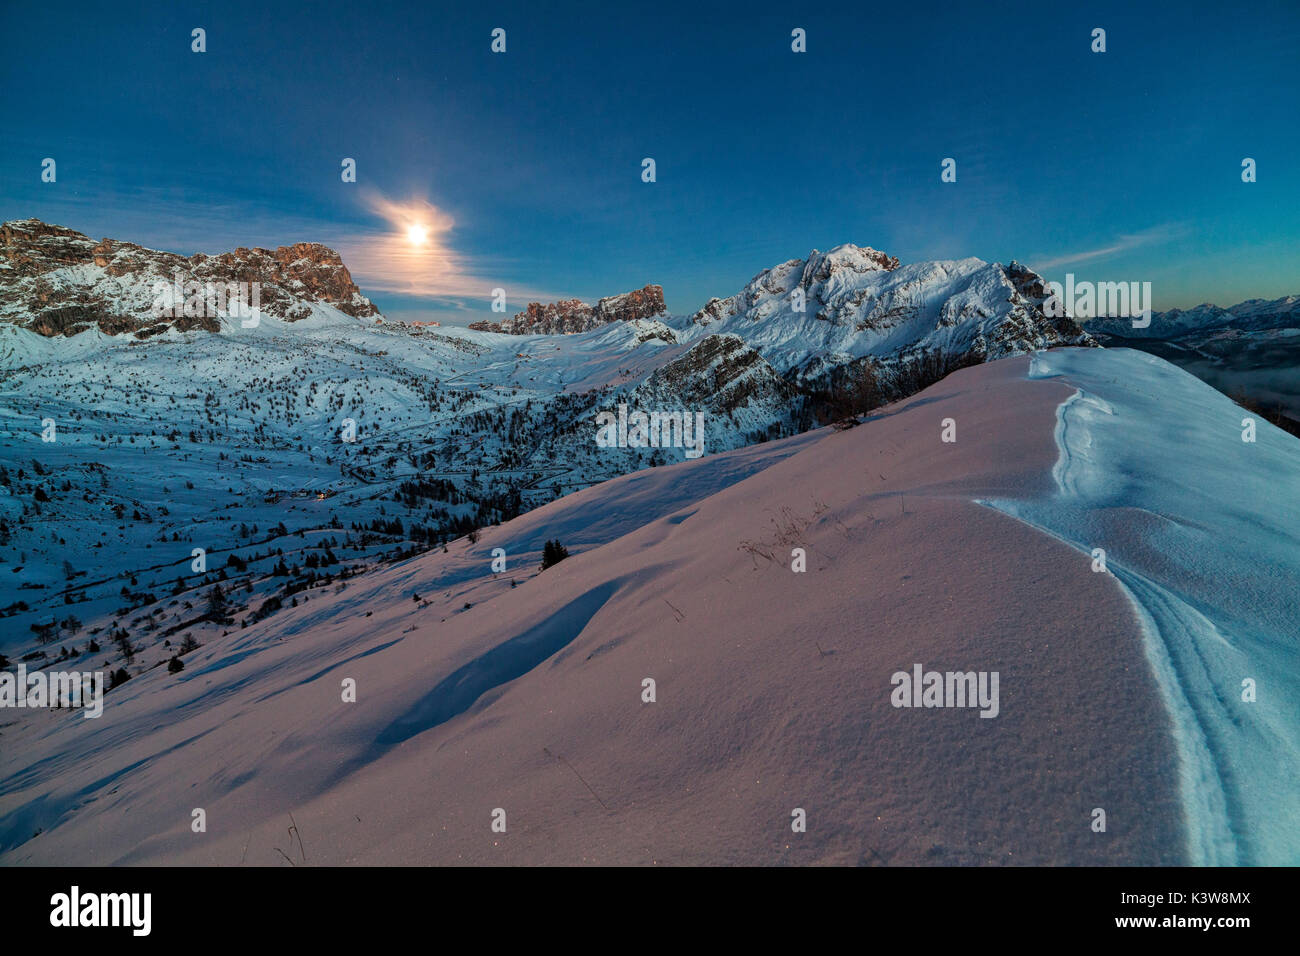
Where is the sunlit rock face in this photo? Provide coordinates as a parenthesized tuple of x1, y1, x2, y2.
(0, 218, 379, 337)
(469, 284, 667, 335)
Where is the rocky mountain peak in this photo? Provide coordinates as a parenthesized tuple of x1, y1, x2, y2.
(469, 284, 666, 335)
(0, 219, 380, 338)
(803, 244, 901, 281)
(691, 244, 900, 328)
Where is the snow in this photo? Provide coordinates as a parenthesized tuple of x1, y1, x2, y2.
(675, 248, 1089, 378)
(5, 350, 1240, 865)
(981, 347, 1300, 865)
(3, 227, 1290, 865)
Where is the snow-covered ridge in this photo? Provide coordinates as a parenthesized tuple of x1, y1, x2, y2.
(982, 348, 1300, 865)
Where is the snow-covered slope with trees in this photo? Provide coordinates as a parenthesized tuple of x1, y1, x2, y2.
(1, 223, 1095, 680)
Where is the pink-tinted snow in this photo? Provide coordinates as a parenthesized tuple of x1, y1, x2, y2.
(0, 355, 1182, 865)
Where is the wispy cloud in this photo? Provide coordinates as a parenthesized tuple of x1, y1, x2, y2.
(305, 190, 558, 306)
(1029, 223, 1188, 271)
(340, 190, 478, 298)
(339, 190, 559, 306)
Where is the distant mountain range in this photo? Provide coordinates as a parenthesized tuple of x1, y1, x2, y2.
(0, 219, 1099, 478)
(1085, 295, 1300, 339)
(1085, 296, 1300, 428)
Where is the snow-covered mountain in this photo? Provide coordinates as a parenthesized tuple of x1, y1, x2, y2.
(2, 221, 1296, 865)
(1, 221, 1095, 698)
(683, 246, 1094, 382)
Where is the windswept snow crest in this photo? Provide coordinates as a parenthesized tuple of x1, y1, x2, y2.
(983, 348, 1300, 865)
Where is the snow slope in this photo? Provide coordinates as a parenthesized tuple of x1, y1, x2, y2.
(3, 350, 1235, 866)
(981, 348, 1300, 865)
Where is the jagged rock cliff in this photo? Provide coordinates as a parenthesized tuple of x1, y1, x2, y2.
(469, 284, 666, 335)
(0, 219, 380, 337)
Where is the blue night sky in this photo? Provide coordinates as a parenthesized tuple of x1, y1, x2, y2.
(1, 0, 1296, 324)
